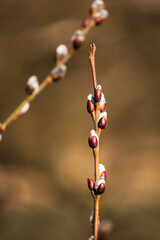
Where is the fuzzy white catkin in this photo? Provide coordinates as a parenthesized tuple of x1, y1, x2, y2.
(19, 103, 30, 115)
(99, 163, 106, 175)
(71, 30, 85, 42)
(93, 9, 109, 20)
(27, 75, 39, 93)
(91, 0, 104, 11)
(51, 65, 67, 77)
(56, 44, 68, 59)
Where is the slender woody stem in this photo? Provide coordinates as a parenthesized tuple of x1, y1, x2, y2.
(89, 43, 100, 240)
(1, 18, 95, 132)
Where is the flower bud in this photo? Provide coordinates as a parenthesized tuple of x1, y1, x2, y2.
(94, 85, 102, 102)
(87, 178, 94, 191)
(82, 18, 90, 29)
(71, 30, 85, 49)
(25, 75, 39, 95)
(55, 44, 68, 61)
(87, 94, 95, 113)
(51, 65, 67, 81)
(0, 134, 2, 142)
(17, 103, 30, 117)
(99, 163, 105, 175)
(99, 93, 106, 112)
(93, 9, 109, 25)
(90, 0, 105, 15)
(98, 112, 107, 129)
(88, 130, 99, 149)
(95, 177, 105, 194)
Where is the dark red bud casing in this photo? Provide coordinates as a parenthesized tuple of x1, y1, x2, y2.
(98, 117, 107, 129)
(88, 136, 98, 149)
(25, 84, 34, 95)
(87, 100, 94, 113)
(87, 178, 94, 191)
(94, 89, 102, 102)
(97, 183, 105, 194)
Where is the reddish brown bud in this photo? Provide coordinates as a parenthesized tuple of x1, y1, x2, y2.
(87, 100, 94, 113)
(94, 85, 102, 102)
(87, 178, 94, 191)
(97, 183, 105, 194)
(25, 84, 34, 95)
(82, 18, 90, 28)
(98, 117, 107, 129)
(89, 136, 98, 149)
(95, 177, 105, 195)
(95, 89, 101, 101)
(71, 30, 85, 49)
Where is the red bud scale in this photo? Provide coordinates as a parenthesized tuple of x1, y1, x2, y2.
(94, 85, 102, 102)
(88, 178, 94, 191)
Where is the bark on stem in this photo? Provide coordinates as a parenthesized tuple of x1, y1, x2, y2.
(89, 43, 100, 240)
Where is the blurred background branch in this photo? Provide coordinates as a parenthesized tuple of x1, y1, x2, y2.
(0, 0, 160, 240)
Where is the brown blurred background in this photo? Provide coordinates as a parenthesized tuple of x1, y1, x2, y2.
(0, 0, 160, 239)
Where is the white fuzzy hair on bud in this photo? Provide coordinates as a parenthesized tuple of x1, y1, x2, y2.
(88, 235, 95, 240)
(96, 84, 102, 90)
(99, 163, 106, 176)
(56, 44, 68, 60)
(89, 210, 94, 225)
(93, 9, 109, 20)
(87, 94, 95, 103)
(71, 30, 85, 42)
(17, 103, 30, 117)
(27, 75, 39, 93)
(98, 112, 107, 121)
(95, 177, 105, 190)
(89, 130, 99, 140)
(100, 93, 106, 104)
(91, 0, 104, 11)
(51, 65, 67, 78)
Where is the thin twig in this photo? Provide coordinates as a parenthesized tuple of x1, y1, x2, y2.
(89, 43, 100, 240)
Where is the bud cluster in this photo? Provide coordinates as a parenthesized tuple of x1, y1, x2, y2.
(87, 85, 107, 137)
(87, 163, 106, 196)
(25, 75, 39, 95)
(90, 0, 109, 25)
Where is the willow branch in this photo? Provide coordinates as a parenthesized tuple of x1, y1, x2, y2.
(0, 17, 95, 133)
